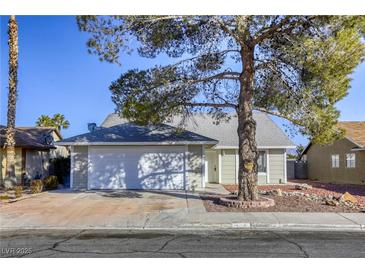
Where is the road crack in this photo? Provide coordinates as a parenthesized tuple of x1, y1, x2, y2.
(16, 229, 86, 258)
(271, 232, 309, 258)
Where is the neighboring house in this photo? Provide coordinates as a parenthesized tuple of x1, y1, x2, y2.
(57, 112, 294, 190)
(0, 126, 68, 183)
(301, 121, 365, 185)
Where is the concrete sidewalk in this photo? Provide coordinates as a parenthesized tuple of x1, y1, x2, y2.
(1, 190, 365, 231)
(1, 183, 365, 232)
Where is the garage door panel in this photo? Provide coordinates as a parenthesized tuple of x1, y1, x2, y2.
(88, 146, 185, 189)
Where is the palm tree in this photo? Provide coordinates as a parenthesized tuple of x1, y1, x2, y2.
(35, 113, 70, 132)
(52, 113, 70, 131)
(4, 15, 19, 188)
(36, 115, 54, 128)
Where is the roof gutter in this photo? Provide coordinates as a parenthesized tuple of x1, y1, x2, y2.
(351, 147, 365, 151)
(56, 141, 218, 146)
(213, 145, 297, 149)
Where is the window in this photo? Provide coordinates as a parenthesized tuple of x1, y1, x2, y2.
(331, 154, 339, 168)
(346, 153, 356, 168)
(258, 151, 267, 173)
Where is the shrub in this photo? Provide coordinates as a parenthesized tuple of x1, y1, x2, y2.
(15, 185, 23, 198)
(30, 180, 43, 194)
(43, 175, 59, 190)
(0, 194, 9, 200)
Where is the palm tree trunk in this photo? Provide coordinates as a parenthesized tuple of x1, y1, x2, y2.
(4, 15, 19, 188)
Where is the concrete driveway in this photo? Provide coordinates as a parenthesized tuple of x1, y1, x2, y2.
(0, 190, 205, 229)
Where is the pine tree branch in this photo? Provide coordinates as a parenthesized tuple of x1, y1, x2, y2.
(252, 16, 315, 44)
(253, 107, 304, 127)
(186, 102, 237, 108)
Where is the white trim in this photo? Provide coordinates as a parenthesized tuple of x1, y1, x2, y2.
(283, 150, 287, 183)
(345, 153, 356, 168)
(213, 145, 296, 149)
(70, 146, 74, 189)
(235, 149, 239, 184)
(331, 154, 340, 168)
(204, 160, 208, 184)
(201, 145, 206, 188)
(56, 141, 218, 146)
(345, 136, 364, 149)
(87, 145, 90, 190)
(351, 148, 365, 151)
(184, 145, 188, 190)
(266, 149, 270, 184)
(218, 149, 222, 183)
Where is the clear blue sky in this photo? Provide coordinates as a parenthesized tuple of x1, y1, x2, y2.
(1, 16, 364, 146)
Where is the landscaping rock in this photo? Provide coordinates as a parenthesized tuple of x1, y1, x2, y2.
(339, 192, 358, 204)
(325, 199, 339, 207)
(295, 184, 313, 190)
(272, 189, 283, 197)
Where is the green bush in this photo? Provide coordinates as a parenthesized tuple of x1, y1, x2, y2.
(43, 175, 59, 190)
(30, 180, 43, 194)
(0, 194, 9, 200)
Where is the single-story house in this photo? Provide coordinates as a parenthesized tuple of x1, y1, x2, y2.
(0, 126, 68, 183)
(57, 112, 295, 190)
(301, 121, 365, 185)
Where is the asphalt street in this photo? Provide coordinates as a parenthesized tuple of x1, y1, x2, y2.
(1, 229, 365, 258)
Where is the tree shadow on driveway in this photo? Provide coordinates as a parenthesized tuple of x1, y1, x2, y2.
(50, 188, 203, 200)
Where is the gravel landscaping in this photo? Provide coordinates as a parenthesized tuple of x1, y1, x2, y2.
(224, 180, 365, 205)
(201, 194, 362, 212)
(200, 180, 365, 213)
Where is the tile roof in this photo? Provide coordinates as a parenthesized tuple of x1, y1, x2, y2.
(0, 125, 57, 150)
(338, 121, 365, 148)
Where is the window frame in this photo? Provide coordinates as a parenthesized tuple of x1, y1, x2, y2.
(257, 150, 267, 174)
(331, 154, 340, 168)
(346, 153, 356, 168)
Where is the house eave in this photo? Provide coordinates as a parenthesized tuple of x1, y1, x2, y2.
(350, 147, 365, 152)
(56, 141, 218, 146)
(213, 145, 296, 149)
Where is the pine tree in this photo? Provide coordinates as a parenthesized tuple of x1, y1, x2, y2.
(78, 16, 365, 201)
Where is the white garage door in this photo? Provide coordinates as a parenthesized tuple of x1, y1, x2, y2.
(88, 146, 185, 190)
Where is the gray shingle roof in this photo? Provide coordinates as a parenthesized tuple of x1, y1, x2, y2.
(0, 125, 57, 150)
(101, 112, 295, 148)
(57, 123, 218, 145)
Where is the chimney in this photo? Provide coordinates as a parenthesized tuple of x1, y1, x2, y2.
(88, 123, 97, 132)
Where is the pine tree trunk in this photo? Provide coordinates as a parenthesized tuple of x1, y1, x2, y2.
(237, 43, 259, 201)
(4, 15, 19, 188)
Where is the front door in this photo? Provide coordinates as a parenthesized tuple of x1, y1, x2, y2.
(206, 150, 218, 183)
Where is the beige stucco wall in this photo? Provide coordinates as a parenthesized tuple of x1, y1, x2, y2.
(0, 148, 23, 184)
(25, 150, 50, 178)
(187, 145, 203, 189)
(306, 138, 365, 185)
(268, 149, 285, 184)
(72, 146, 89, 189)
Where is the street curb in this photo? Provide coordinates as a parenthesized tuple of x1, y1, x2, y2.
(181, 222, 364, 231)
(0, 191, 46, 205)
(1, 223, 364, 232)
